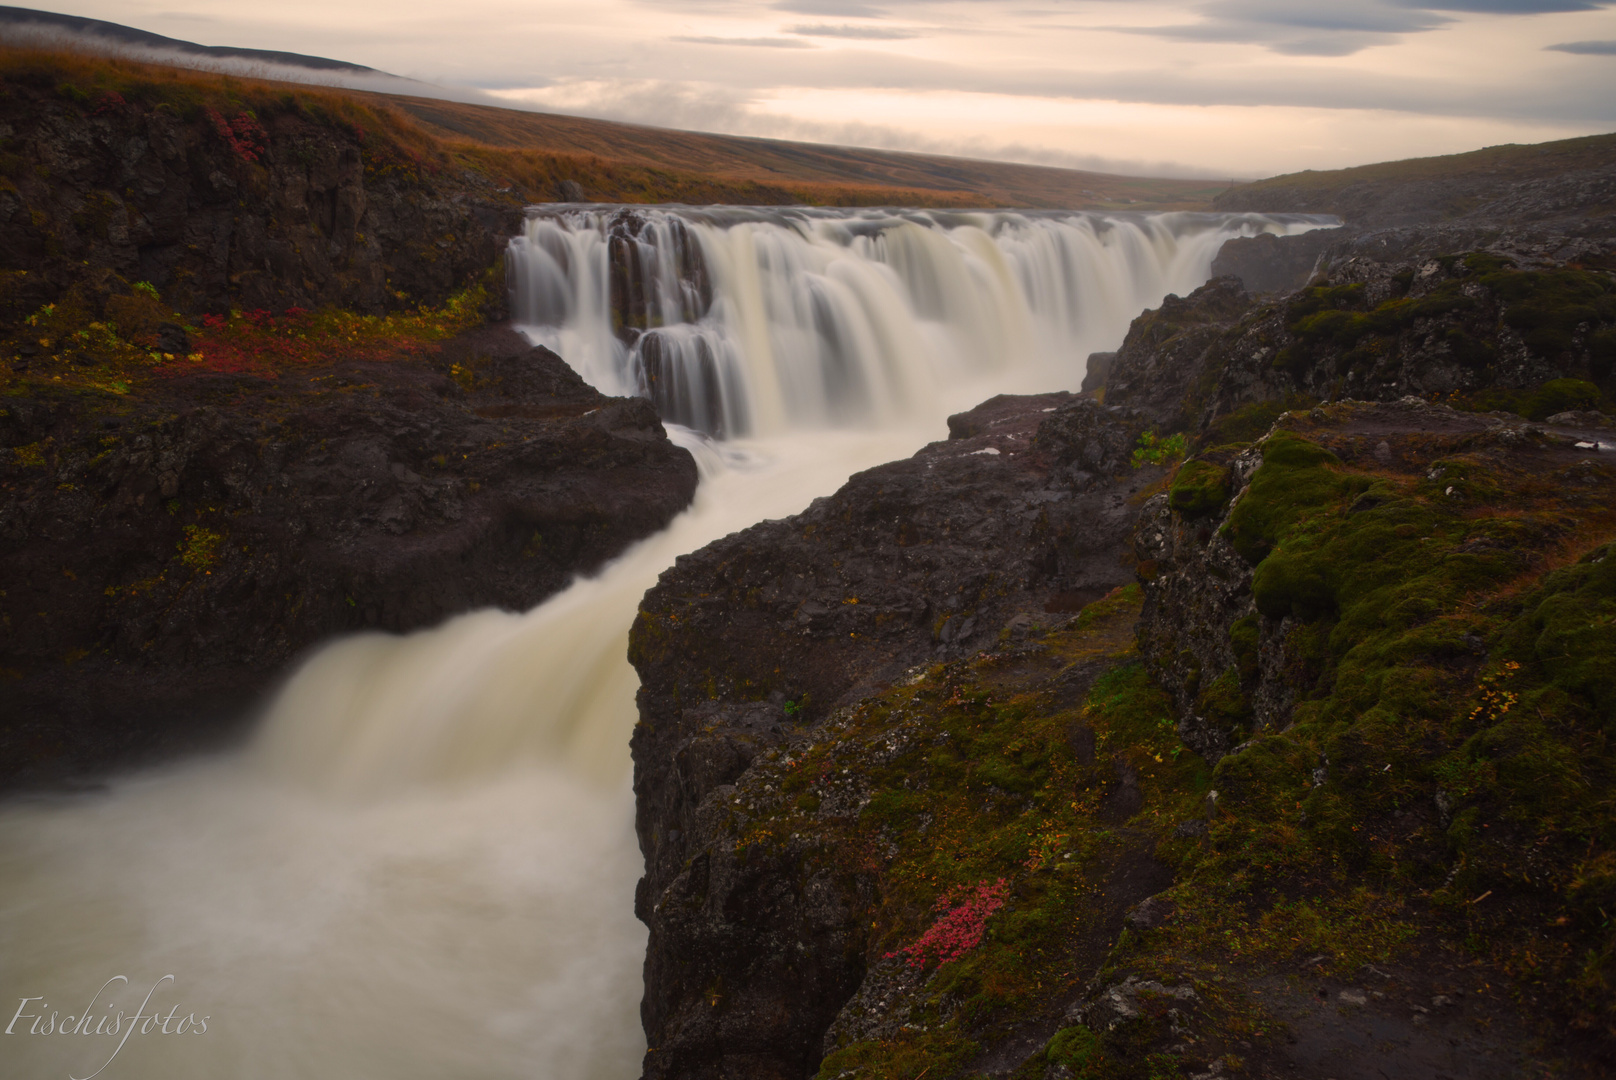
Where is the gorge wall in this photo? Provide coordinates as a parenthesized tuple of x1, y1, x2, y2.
(0, 327, 697, 788)
(627, 244, 1616, 1079)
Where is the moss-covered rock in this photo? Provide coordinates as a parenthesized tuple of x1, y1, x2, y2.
(1167, 459, 1231, 518)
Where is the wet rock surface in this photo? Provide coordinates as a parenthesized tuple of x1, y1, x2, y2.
(1210, 229, 1339, 296)
(0, 324, 697, 788)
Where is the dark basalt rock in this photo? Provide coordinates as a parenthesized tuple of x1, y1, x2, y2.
(1098, 276, 1255, 433)
(1079, 350, 1114, 394)
(0, 325, 697, 788)
(1104, 252, 1616, 440)
(609, 210, 712, 344)
(0, 77, 524, 324)
(628, 391, 1164, 1079)
(1211, 228, 1339, 295)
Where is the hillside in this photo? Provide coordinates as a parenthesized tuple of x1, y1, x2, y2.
(376, 93, 1227, 211)
(0, 5, 390, 75)
(0, 35, 1223, 212)
(1214, 133, 1616, 229)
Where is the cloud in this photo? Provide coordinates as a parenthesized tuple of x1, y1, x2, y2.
(789, 23, 920, 38)
(493, 77, 1223, 178)
(771, 0, 888, 15)
(1547, 38, 1616, 52)
(495, 79, 763, 134)
(1115, 0, 1615, 56)
(1403, 0, 1606, 10)
(672, 35, 815, 47)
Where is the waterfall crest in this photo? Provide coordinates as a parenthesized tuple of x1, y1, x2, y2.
(508, 206, 1333, 436)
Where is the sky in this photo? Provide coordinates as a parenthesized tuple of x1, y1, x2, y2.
(19, 0, 1616, 179)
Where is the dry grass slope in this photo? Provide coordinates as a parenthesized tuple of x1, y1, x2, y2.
(0, 42, 1224, 210)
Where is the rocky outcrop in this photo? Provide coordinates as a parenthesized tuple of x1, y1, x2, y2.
(1210, 227, 1337, 294)
(1105, 252, 1616, 437)
(627, 257, 1616, 1077)
(628, 392, 1168, 1079)
(0, 325, 697, 787)
(1134, 397, 1614, 762)
(1214, 135, 1616, 239)
(0, 72, 525, 327)
(1093, 277, 1255, 433)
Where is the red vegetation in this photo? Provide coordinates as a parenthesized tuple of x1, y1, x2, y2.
(887, 879, 1009, 968)
(204, 106, 268, 164)
(161, 293, 485, 378)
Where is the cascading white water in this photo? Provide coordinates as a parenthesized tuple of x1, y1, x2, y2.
(509, 207, 1331, 436)
(0, 206, 1333, 1080)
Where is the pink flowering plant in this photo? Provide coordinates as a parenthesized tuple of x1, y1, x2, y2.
(887, 879, 1009, 969)
(205, 107, 268, 164)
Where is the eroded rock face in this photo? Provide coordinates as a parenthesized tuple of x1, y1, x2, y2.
(1105, 254, 1616, 437)
(629, 392, 1166, 1079)
(0, 78, 523, 322)
(1211, 228, 1338, 295)
(0, 326, 697, 787)
(1099, 278, 1255, 433)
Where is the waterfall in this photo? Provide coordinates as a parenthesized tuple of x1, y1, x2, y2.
(508, 207, 1332, 436)
(0, 206, 1334, 1080)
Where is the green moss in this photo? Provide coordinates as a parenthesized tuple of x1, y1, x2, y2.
(1273, 256, 1616, 413)
(1219, 431, 1345, 565)
(1196, 394, 1316, 452)
(1046, 1024, 1102, 1069)
(771, 591, 1216, 1080)
(1478, 266, 1616, 360)
(1154, 425, 1616, 1037)
(1229, 614, 1260, 683)
(1168, 459, 1231, 518)
(1525, 378, 1602, 420)
(1251, 547, 1336, 620)
(1196, 668, 1253, 731)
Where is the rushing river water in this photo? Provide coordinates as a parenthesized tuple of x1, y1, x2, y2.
(0, 207, 1330, 1080)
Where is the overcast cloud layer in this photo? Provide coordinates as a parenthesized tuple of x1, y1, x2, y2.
(17, 0, 1616, 177)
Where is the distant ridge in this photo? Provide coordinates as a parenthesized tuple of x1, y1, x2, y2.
(0, 12, 1227, 209)
(0, 6, 391, 74)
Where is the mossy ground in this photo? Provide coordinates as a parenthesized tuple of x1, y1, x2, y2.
(1133, 406, 1614, 1075)
(1, 270, 497, 406)
(724, 402, 1615, 1079)
(713, 587, 1220, 1078)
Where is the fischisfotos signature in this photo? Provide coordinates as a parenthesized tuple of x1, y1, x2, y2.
(4, 975, 209, 1080)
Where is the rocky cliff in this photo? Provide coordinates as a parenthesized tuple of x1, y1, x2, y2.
(628, 392, 1167, 1078)
(0, 324, 697, 788)
(0, 54, 525, 331)
(1105, 253, 1615, 439)
(628, 249, 1616, 1078)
